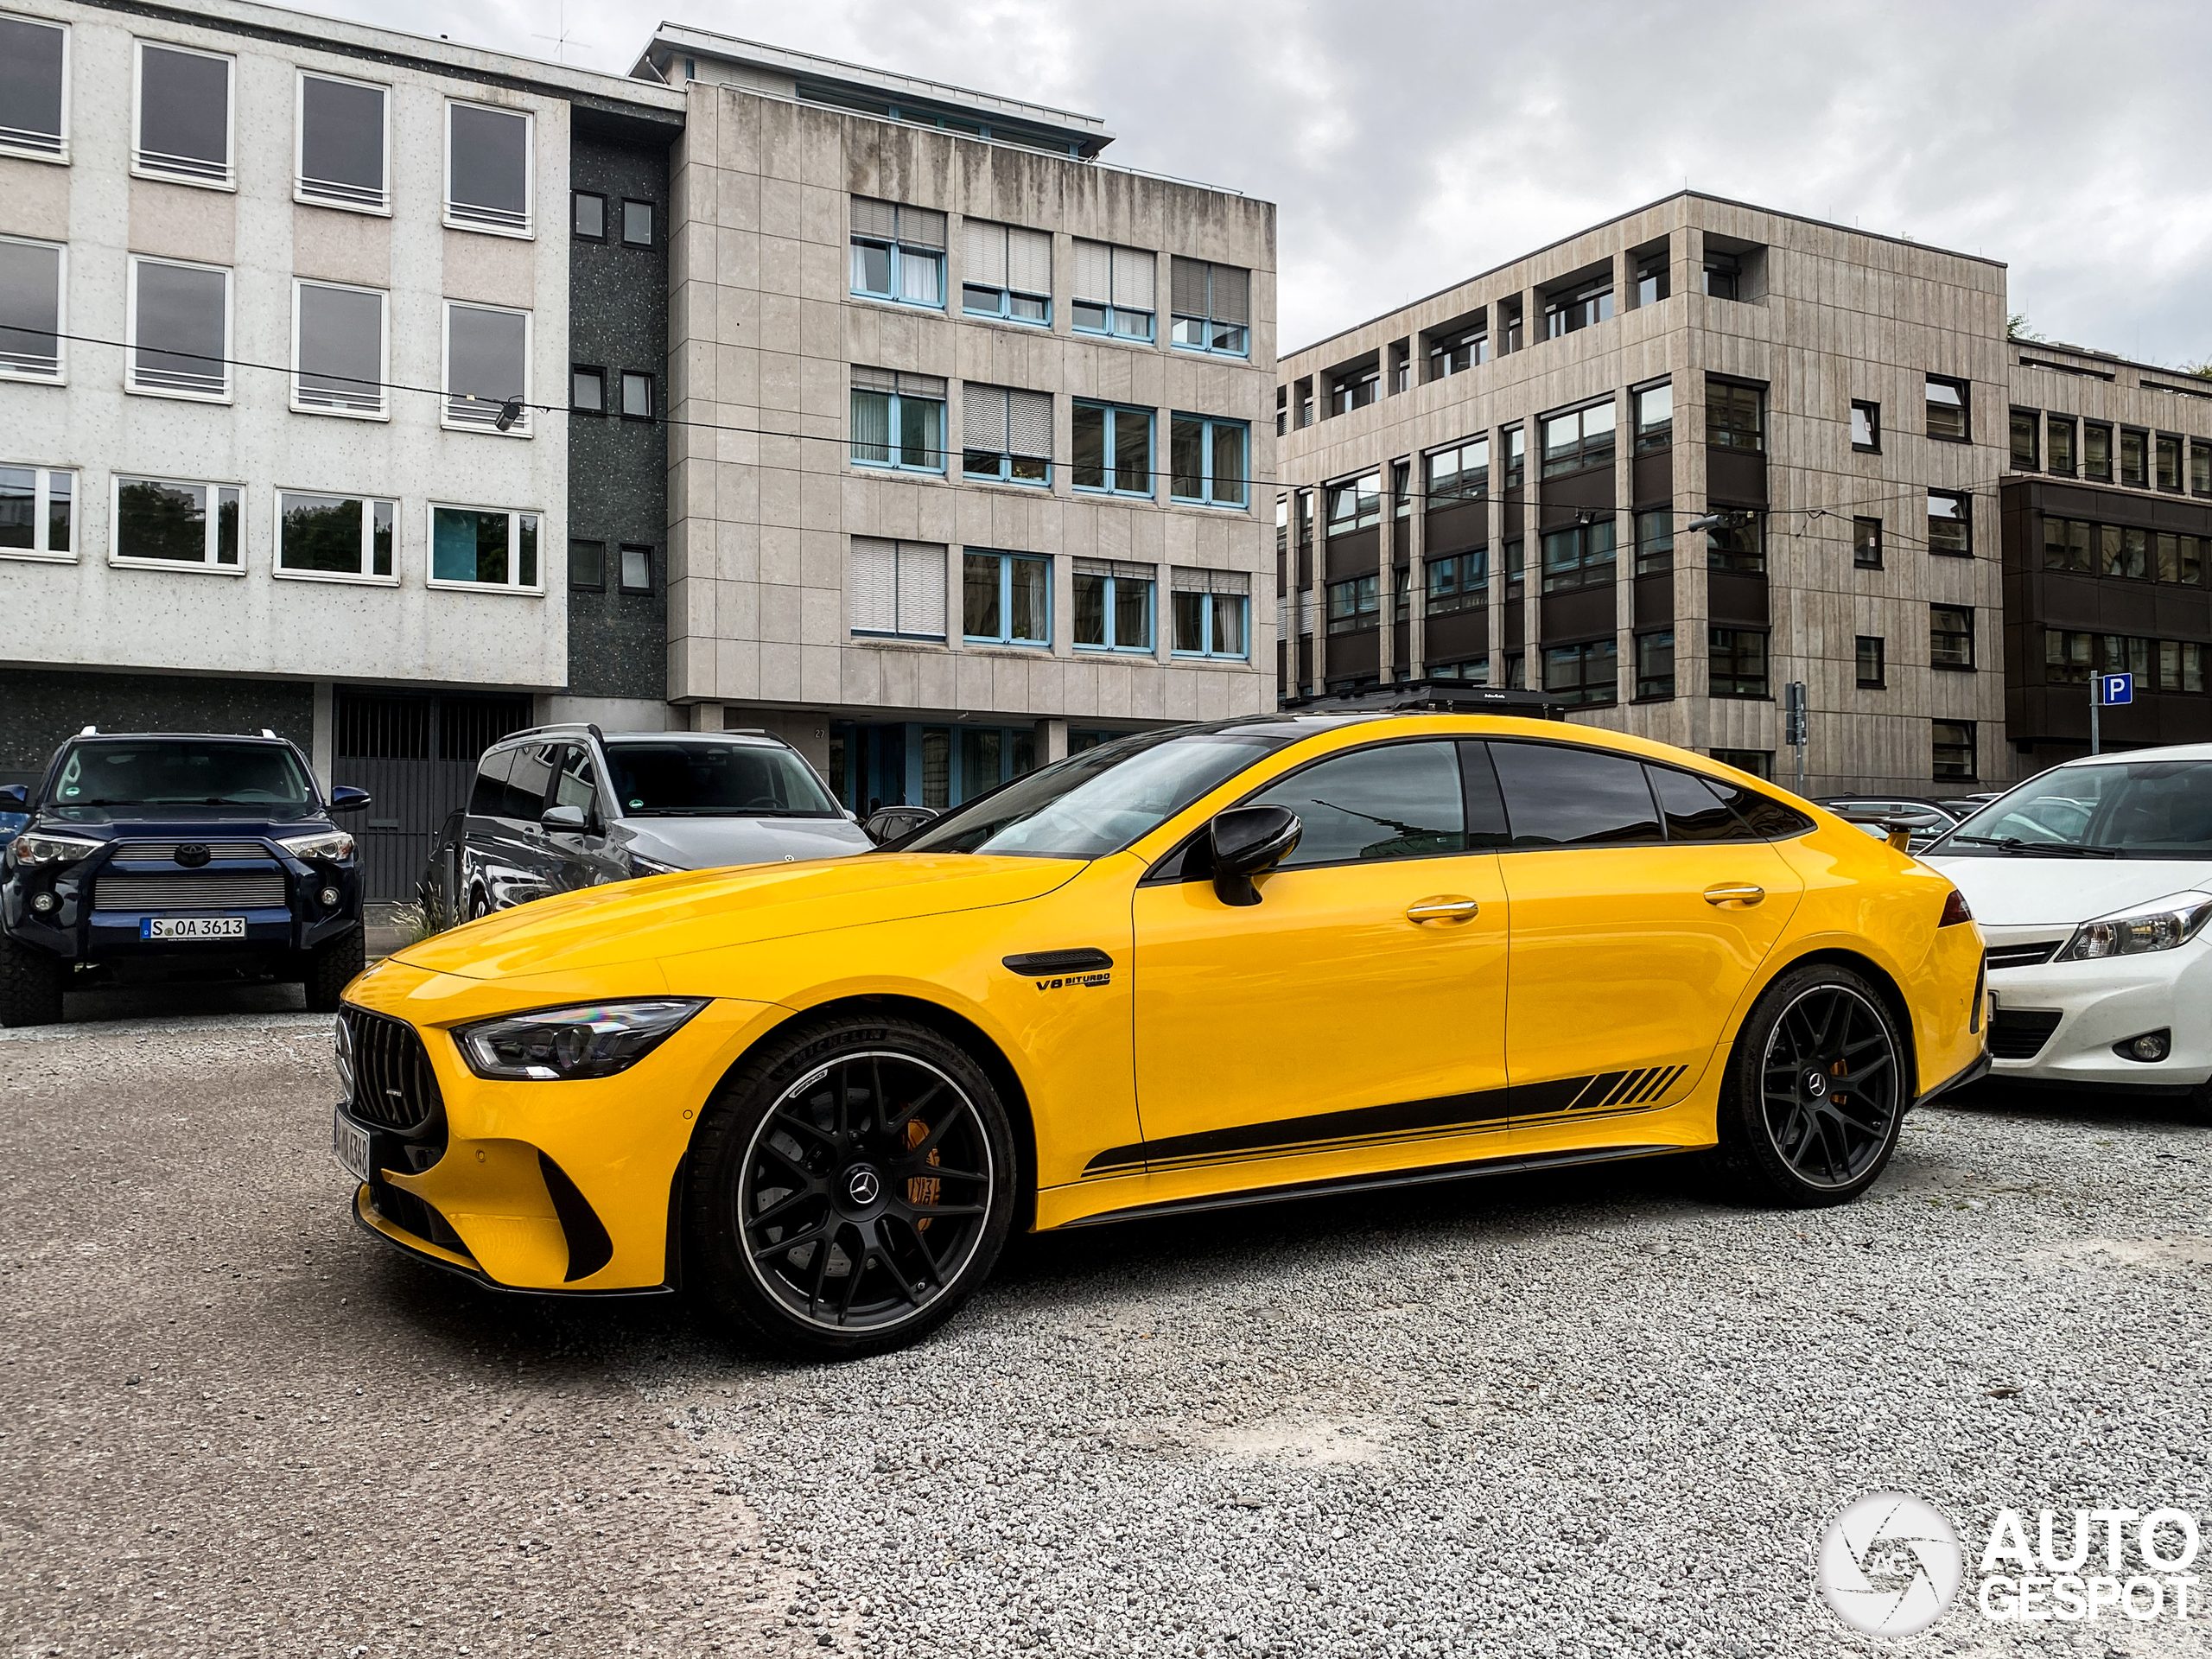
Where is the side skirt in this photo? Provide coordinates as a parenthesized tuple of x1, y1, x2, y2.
(1055, 1141, 1689, 1230)
(1910, 1051, 1991, 1109)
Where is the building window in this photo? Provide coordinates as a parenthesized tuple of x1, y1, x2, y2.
(1072, 401, 1153, 496)
(1702, 251, 1741, 300)
(1173, 569, 1250, 658)
(1389, 339, 1410, 394)
(1503, 425, 1526, 489)
(1707, 380, 1764, 452)
(2044, 629, 2092, 685)
(1634, 508, 1674, 575)
(1503, 652, 1525, 690)
(1541, 519, 1617, 594)
(442, 302, 530, 433)
(1543, 639, 1618, 707)
(1427, 323, 1488, 380)
(2102, 634, 2152, 684)
(1275, 387, 1287, 439)
(1706, 514, 1765, 575)
(1330, 362, 1379, 416)
(1925, 375, 1969, 442)
(1541, 399, 1617, 478)
(1635, 630, 1675, 700)
(2119, 427, 2147, 487)
(1932, 720, 1976, 782)
(135, 41, 232, 188)
(1856, 635, 1885, 688)
(1927, 490, 1970, 556)
(296, 72, 386, 212)
(1503, 537, 1524, 595)
(291, 278, 385, 416)
(1636, 254, 1669, 306)
(1428, 656, 1489, 684)
(571, 365, 604, 413)
(851, 369, 947, 474)
(1930, 604, 1974, 670)
(127, 257, 229, 399)
(1326, 472, 1382, 533)
(0, 464, 73, 561)
(2158, 639, 2206, 693)
(2047, 416, 2076, 476)
(571, 190, 605, 239)
(1073, 560, 1155, 652)
(0, 13, 67, 160)
(1326, 574, 1378, 635)
(2192, 440, 2212, 498)
(429, 504, 540, 590)
(849, 197, 946, 308)
(963, 550, 1050, 646)
(1543, 276, 1613, 338)
(0, 234, 64, 381)
(1424, 550, 1486, 616)
(1072, 238, 1154, 340)
(620, 370, 654, 420)
(850, 537, 947, 640)
(1853, 517, 1883, 569)
(112, 475, 240, 569)
(569, 538, 604, 591)
(2157, 433, 2184, 492)
(2084, 423, 2113, 481)
(1709, 627, 1769, 698)
(963, 385, 1052, 485)
(1711, 748, 1770, 779)
(274, 491, 394, 582)
(2100, 524, 2149, 580)
(2155, 533, 2204, 585)
(1169, 257, 1249, 355)
(619, 544, 652, 593)
(1851, 400, 1880, 453)
(445, 101, 532, 235)
(1426, 437, 1489, 504)
(1634, 382, 1673, 451)
(621, 199, 653, 247)
(1392, 459, 1412, 520)
(1171, 415, 1249, 508)
(1295, 378, 1313, 429)
(2010, 407, 2039, 470)
(2041, 517, 2090, 572)
(963, 219, 1051, 324)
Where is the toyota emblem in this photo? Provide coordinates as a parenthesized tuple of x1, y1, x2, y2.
(175, 842, 212, 868)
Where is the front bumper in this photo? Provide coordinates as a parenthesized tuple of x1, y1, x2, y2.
(1982, 928, 2212, 1090)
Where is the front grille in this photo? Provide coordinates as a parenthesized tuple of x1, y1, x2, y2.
(340, 1007, 445, 1133)
(1986, 942, 2062, 971)
(1989, 1009, 2063, 1060)
(94, 872, 289, 910)
(108, 842, 275, 864)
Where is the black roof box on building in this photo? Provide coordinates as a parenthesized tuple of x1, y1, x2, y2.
(1279, 682, 1565, 720)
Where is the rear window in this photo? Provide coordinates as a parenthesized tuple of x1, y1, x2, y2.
(604, 742, 839, 817)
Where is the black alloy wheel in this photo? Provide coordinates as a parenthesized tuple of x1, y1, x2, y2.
(1713, 963, 1906, 1206)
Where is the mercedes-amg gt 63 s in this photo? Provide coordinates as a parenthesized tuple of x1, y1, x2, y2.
(334, 709, 1989, 1357)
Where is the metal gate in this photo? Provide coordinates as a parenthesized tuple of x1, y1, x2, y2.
(334, 691, 534, 902)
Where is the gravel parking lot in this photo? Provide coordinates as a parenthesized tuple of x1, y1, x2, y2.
(3, 1005, 2208, 1657)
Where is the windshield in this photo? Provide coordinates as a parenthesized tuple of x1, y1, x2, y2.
(50, 741, 314, 809)
(604, 742, 839, 817)
(1936, 760, 2212, 860)
(900, 727, 1300, 860)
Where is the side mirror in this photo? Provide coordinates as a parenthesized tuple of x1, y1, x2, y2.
(329, 785, 372, 812)
(1209, 805, 1301, 907)
(541, 804, 588, 835)
(0, 785, 27, 810)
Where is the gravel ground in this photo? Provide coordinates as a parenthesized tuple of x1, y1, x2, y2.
(3, 1012, 2208, 1657)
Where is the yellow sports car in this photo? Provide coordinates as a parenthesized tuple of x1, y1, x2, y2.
(334, 710, 1988, 1357)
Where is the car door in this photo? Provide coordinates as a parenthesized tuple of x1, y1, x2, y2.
(495, 741, 565, 906)
(1129, 736, 1513, 1185)
(462, 746, 530, 913)
(544, 743, 628, 892)
(1484, 740, 1803, 1154)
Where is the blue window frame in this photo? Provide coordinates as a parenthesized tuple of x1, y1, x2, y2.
(1169, 257, 1250, 357)
(1169, 414, 1249, 508)
(851, 369, 946, 474)
(1072, 239, 1155, 341)
(963, 550, 1050, 646)
(962, 385, 1052, 486)
(962, 220, 1052, 326)
(1073, 561, 1155, 652)
(849, 196, 946, 309)
(1072, 401, 1153, 497)
(1172, 570, 1250, 659)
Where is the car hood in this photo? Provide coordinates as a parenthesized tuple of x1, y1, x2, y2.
(391, 853, 1085, 979)
(1924, 855, 2212, 927)
(613, 815, 873, 869)
(31, 805, 334, 838)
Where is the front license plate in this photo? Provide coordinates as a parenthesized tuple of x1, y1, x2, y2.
(142, 916, 246, 940)
(333, 1108, 372, 1185)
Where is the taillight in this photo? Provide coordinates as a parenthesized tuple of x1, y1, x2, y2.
(1939, 888, 1973, 927)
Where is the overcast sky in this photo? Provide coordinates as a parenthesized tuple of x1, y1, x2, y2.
(329, 0, 2212, 366)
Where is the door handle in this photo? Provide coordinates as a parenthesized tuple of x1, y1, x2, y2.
(1406, 895, 1480, 925)
(1704, 884, 1765, 906)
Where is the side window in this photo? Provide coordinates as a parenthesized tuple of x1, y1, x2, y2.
(1246, 741, 1467, 868)
(1491, 742, 1662, 847)
(505, 741, 559, 819)
(1711, 779, 1815, 838)
(554, 745, 600, 816)
(468, 747, 515, 816)
(1648, 765, 1748, 841)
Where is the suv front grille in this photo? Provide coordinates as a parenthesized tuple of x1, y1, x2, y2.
(108, 842, 275, 864)
(94, 872, 289, 910)
(1989, 1009, 2063, 1060)
(340, 1007, 444, 1133)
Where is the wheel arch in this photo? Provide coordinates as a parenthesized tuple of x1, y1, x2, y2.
(1752, 944, 1920, 1098)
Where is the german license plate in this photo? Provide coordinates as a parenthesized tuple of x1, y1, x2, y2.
(333, 1108, 372, 1185)
(142, 916, 245, 940)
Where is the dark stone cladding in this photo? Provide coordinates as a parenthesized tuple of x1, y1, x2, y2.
(566, 121, 673, 705)
(0, 667, 315, 786)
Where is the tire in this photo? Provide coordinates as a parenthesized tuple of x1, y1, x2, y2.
(1710, 962, 1908, 1207)
(301, 927, 365, 1014)
(0, 930, 67, 1027)
(683, 1014, 1019, 1360)
(468, 889, 490, 922)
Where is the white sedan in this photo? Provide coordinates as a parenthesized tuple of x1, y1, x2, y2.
(1923, 742, 2212, 1111)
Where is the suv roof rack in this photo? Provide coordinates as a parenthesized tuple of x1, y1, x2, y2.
(499, 721, 607, 746)
(1278, 682, 1566, 721)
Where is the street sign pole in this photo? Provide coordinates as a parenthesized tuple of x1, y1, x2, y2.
(2090, 675, 2100, 756)
(1783, 681, 1808, 796)
(2093, 672, 2135, 754)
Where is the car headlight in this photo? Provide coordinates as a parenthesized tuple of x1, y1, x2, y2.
(628, 851, 683, 878)
(454, 998, 709, 1081)
(281, 829, 356, 862)
(2054, 891, 2212, 962)
(12, 830, 104, 867)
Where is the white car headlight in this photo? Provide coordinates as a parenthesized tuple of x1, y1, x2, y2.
(12, 830, 104, 867)
(454, 998, 709, 1081)
(281, 829, 356, 862)
(2054, 891, 2212, 962)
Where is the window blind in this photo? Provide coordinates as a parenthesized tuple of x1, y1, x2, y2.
(1007, 227, 1052, 295)
(963, 219, 1006, 287)
(1172, 566, 1250, 594)
(851, 537, 946, 637)
(851, 196, 945, 249)
(1076, 557, 1154, 582)
(1073, 238, 1112, 304)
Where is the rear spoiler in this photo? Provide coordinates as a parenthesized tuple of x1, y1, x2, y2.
(1828, 810, 1916, 854)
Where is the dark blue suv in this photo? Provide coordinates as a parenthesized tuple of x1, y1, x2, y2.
(0, 730, 372, 1027)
